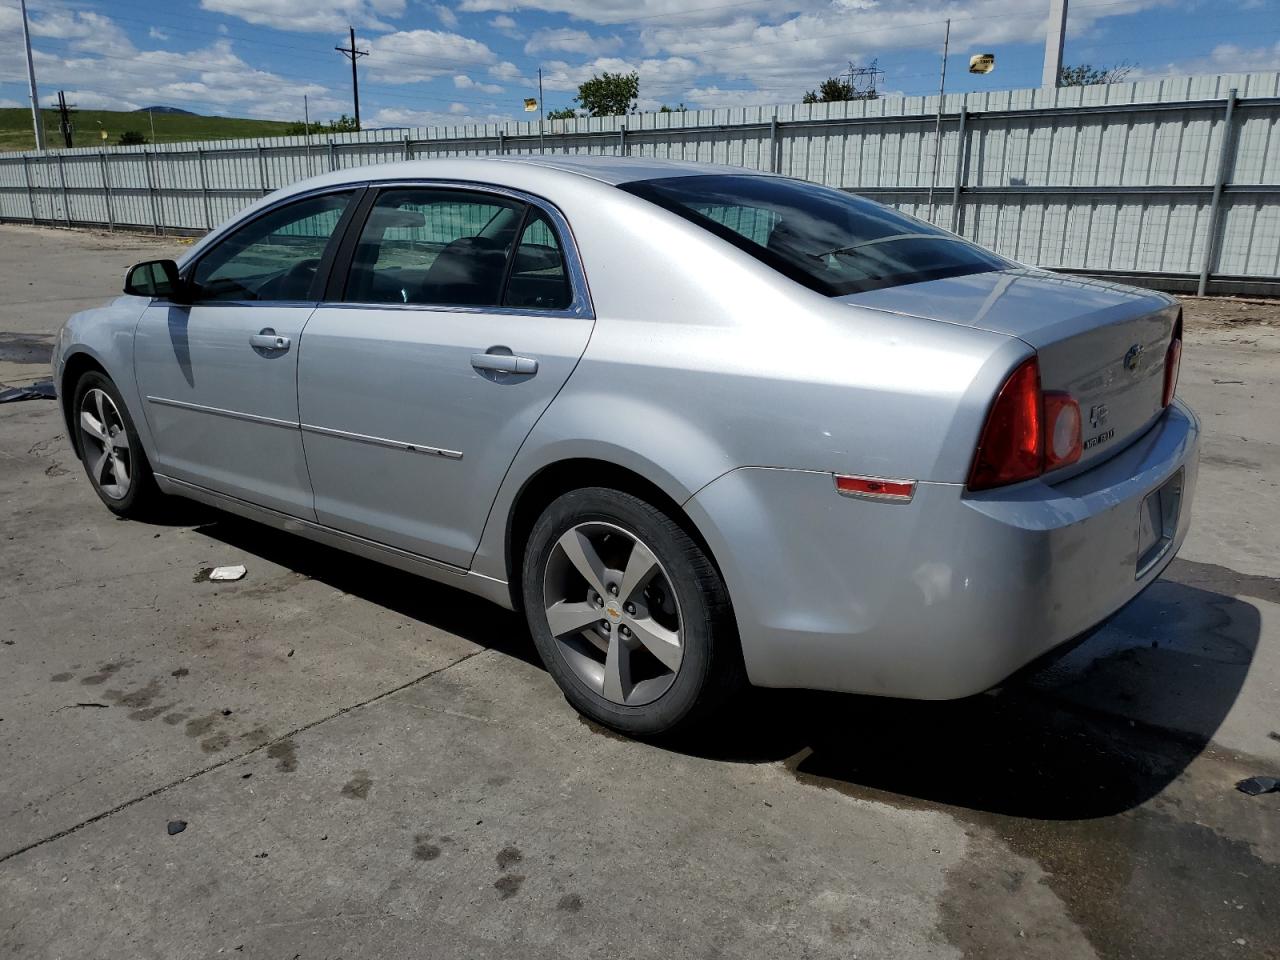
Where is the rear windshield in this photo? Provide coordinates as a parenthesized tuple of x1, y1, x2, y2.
(619, 174, 1007, 297)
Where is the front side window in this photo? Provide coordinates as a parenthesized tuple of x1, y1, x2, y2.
(619, 174, 1007, 297)
(191, 191, 353, 302)
(345, 188, 525, 306)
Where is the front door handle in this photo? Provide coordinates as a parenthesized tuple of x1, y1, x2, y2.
(250, 331, 291, 352)
(471, 352, 538, 375)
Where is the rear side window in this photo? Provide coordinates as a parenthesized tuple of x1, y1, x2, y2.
(619, 174, 1007, 297)
(345, 188, 525, 306)
(504, 208, 572, 311)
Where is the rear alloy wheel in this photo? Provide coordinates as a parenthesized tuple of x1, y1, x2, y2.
(73, 371, 162, 518)
(522, 487, 743, 737)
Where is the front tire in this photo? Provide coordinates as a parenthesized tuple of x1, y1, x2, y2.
(521, 487, 743, 737)
(72, 371, 163, 518)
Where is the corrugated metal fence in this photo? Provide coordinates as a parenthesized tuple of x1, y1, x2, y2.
(2, 70, 1278, 295)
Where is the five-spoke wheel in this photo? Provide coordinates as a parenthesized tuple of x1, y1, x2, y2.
(72, 371, 161, 517)
(523, 486, 742, 736)
(543, 521, 684, 706)
(79, 387, 133, 500)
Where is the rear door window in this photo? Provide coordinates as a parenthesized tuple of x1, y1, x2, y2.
(619, 174, 1007, 296)
(504, 208, 572, 311)
(345, 188, 525, 306)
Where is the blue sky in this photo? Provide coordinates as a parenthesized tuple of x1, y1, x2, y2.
(1, 0, 1277, 128)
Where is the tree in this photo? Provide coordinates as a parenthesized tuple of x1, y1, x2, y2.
(284, 114, 360, 136)
(118, 130, 148, 145)
(1059, 62, 1135, 86)
(659, 103, 687, 113)
(575, 71, 639, 117)
(802, 76, 877, 103)
(546, 106, 579, 120)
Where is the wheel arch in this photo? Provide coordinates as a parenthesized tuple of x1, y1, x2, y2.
(503, 457, 730, 616)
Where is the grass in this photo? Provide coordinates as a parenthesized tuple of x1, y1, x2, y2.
(0, 108, 296, 153)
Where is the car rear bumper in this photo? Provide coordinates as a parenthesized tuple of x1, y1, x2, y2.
(683, 399, 1200, 699)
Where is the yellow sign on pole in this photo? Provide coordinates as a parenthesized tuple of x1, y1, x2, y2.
(523, 98, 538, 112)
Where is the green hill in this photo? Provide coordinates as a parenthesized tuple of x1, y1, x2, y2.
(0, 107, 296, 152)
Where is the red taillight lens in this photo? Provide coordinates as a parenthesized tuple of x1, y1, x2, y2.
(1163, 315, 1183, 407)
(968, 357, 1043, 490)
(1044, 392, 1082, 470)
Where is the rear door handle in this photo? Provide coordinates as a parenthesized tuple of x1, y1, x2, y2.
(250, 332, 291, 351)
(471, 353, 538, 375)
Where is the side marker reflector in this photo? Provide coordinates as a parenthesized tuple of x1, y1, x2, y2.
(835, 474, 916, 502)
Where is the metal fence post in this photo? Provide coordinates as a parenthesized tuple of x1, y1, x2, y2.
(769, 115, 780, 173)
(22, 156, 36, 223)
(950, 106, 968, 234)
(619, 124, 627, 156)
(403, 135, 412, 160)
(257, 144, 269, 196)
(100, 150, 115, 232)
(328, 139, 337, 172)
(197, 148, 212, 230)
(143, 149, 160, 236)
(497, 130, 505, 155)
(56, 153, 71, 225)
(1198, 89, 1238, 297)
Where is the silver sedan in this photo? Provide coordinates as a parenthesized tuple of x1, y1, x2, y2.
(52, 156, 1199, 736)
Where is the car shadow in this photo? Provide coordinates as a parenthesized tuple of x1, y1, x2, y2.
(183, 510, 1264, 822)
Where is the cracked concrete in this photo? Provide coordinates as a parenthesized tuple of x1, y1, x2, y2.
(1, 225, 1278, 959)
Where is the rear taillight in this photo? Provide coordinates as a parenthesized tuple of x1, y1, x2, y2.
(1163, 314, 1183, 407)
(968, 356, 1082, 491)
(968, 357, 1043, 490)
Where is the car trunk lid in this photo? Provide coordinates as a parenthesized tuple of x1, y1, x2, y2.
(838, 268, 1180, 473)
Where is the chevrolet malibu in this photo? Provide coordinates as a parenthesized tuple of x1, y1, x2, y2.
(52, 156, 1198, 736)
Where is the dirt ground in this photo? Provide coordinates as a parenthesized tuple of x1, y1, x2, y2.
(1, 224, 1278, 960)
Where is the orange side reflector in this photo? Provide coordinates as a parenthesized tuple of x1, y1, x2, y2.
(834, 474, 916, 502)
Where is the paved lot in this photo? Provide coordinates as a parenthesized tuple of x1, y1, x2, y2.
(1, 223, 1278, 960)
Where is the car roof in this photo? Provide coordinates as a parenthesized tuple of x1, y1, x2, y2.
(481, 154, 767, 185)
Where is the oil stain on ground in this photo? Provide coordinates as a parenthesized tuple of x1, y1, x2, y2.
(340, 770, 373, 799)
(267, 739, 298, 772)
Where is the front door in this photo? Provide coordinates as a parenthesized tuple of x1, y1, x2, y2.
(298, 185, 593, 569)
(134, 189, 357, 517)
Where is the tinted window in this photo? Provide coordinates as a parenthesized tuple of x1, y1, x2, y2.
(191, 191, 352, 302)
(345, 188, 524, 306)
(504, 208, 572, 311)
(619, 175, 1007, 296)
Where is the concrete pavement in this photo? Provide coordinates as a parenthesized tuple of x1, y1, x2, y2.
(1, 224, 1277, 960)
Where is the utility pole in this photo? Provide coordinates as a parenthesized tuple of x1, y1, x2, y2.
(56, 90, 75, 149)
(335, 26, 369, 131)
(926, 18, 951, 222)
(538, 67, 545, 154)
(20, 0, 45, 151)
(1042, 0, 1068, 88)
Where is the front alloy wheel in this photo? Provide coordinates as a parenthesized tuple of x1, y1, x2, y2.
(79, 387, 133, 500)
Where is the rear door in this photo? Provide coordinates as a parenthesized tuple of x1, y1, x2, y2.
(134, 189, 359, 517)
(297, 184, 594, 569)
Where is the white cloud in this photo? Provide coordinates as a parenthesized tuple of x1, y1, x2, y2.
(449, 101, 468, 113)
(1134, 41, 1280, 79)
(488, 59, 525, 83)
(524, 27, 621, 57)
(364, 28, 497, 83)
(454, 74, 504, 93)
(434, 3, 460, 26)
(489, 13, 517, 29)
(199, 0, 407, 33)
(0, 98, 23, 108)
(369, 105, 509, 127)
(148, 27, 171, 41)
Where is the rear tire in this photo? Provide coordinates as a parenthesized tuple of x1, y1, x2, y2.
(521, 486, 743, 737)
(72, 371, 163, 519)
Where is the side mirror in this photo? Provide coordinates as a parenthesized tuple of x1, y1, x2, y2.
(124, 259, 189, 302)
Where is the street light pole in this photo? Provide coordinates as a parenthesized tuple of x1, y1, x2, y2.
(538, 67, 545, 154)
(1043, 0, 1068, 88)
(19, 0, 45, 151)
(926, 18, 951, 222)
